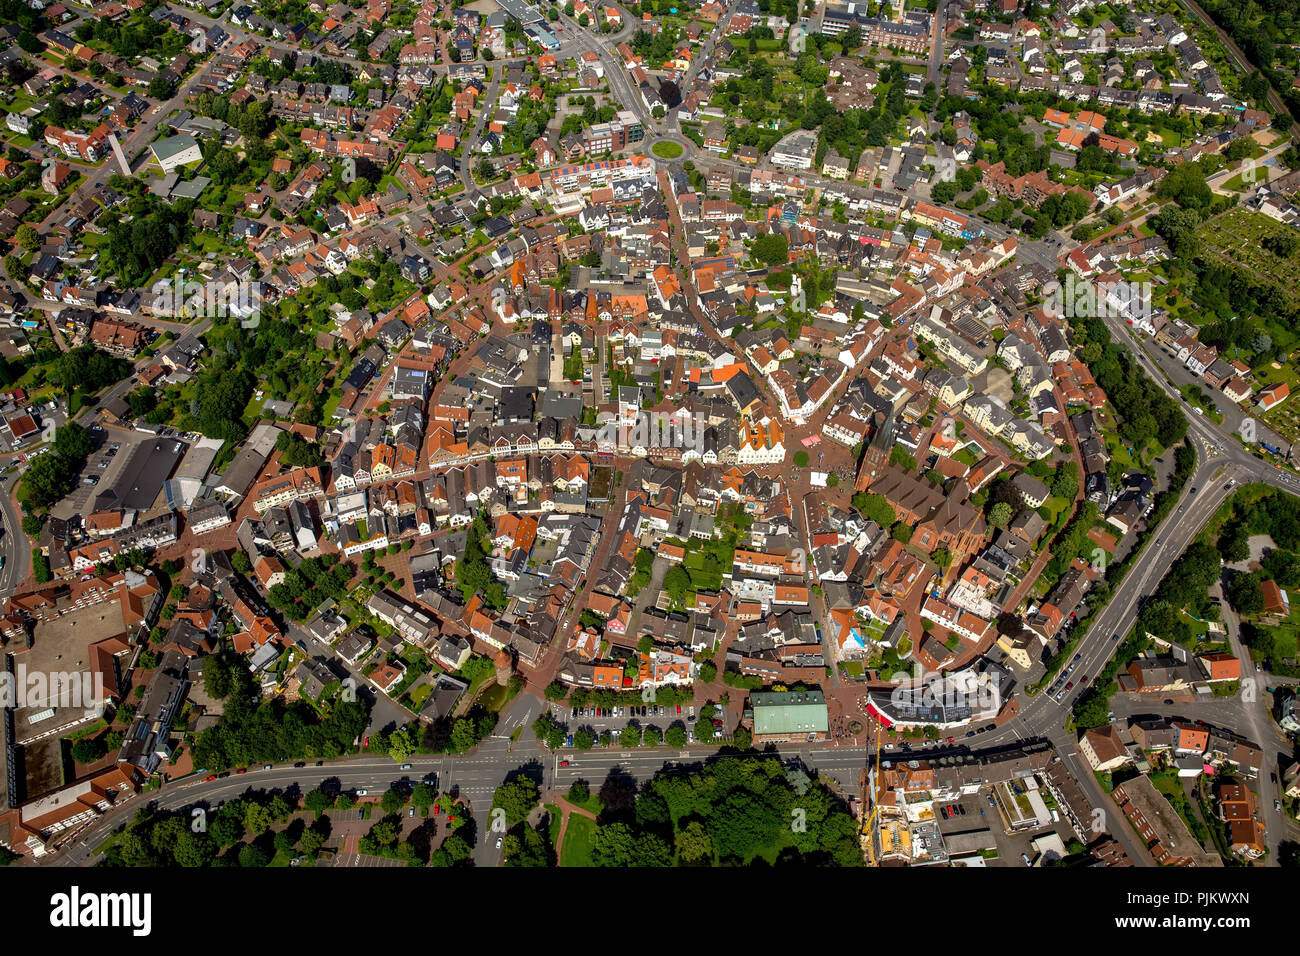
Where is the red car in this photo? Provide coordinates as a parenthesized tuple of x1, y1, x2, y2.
(363, 736, 370, 747)
(560, 760, 569, 767)
(235, 768, 246, 774)
(204, 774, 217, 782)
(676, 705, 682, 714)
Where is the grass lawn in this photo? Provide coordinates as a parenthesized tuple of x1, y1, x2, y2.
(1218, 170, 1257, 192)
(651, 140, 683, 159)
(1259, 622, 1300, 662)
(1149, 769, 1212, 847)
(1254, 360, 1299, 394)
(559, 814, 597, 866)
(1176, 610, 1209, 645)
(1042, 494, 1071, 524)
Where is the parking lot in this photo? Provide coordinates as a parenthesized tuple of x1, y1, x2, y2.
(934, 789, 1076, 866)
(49, 425, 141, 519)
(548, 702, 723, 743)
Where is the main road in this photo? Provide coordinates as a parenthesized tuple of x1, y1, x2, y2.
(42, 735, 883, 867)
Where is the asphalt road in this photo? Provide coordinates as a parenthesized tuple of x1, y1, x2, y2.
(0, 479, 28, 598)
(42, 736, 872, 866)
(925, 0, 949, 86)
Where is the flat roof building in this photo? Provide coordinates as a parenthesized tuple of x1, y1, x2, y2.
(749, 689, 829, 742)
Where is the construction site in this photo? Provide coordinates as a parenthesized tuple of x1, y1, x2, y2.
(856, 735, 1112, 867)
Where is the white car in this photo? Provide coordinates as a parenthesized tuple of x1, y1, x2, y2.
(495, 837, 503, 849)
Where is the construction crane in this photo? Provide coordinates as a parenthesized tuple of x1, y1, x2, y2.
(861, 720, 885, 866)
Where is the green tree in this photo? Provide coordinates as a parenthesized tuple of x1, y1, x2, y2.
(675, 819, 713, 864)
(988, 501, 1014, 528)
(300, 828, 326, 857)
(381, 787, 405, 815)
(173, 830, 217, 867)
(16, 224, 41, 253)
(411, 783, 436, 814)
(750, 232, 790, 267)
(243, 802, 273, 835)
(853, 492, 897, 527)
(70, 737, 108, 764)
(237, 843, 269, 867)
(303, 787, 334, 817)
(491, 777, 540, 828)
